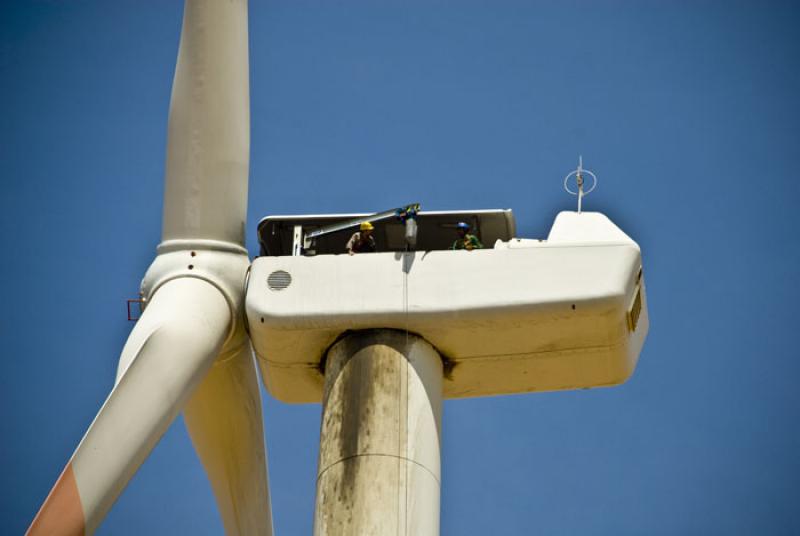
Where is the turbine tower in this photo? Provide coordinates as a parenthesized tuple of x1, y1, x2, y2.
(28, 1, 272, 534)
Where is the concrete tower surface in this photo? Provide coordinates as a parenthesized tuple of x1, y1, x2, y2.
(314, 330, 442, 535)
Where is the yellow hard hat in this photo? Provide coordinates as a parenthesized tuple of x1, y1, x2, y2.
(360, 222, 374, 231)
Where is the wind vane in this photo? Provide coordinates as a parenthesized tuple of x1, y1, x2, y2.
(564, 155, 597, 213)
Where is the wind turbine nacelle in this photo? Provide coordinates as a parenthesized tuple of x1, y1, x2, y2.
(245, 211, 648, 403)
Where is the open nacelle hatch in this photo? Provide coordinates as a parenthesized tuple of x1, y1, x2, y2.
(257, 209, 516, 257)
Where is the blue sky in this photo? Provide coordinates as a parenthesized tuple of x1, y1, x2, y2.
(2, 1, 799, 534)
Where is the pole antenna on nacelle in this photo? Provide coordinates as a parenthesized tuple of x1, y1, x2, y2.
(563, 155, 597, 213)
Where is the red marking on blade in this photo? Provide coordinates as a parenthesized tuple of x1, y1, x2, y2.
(27, 462, 85, 536)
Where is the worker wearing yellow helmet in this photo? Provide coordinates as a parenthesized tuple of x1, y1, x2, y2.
(346, 221, 377, 255)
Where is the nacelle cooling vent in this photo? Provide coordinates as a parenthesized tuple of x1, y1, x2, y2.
(267, 270, 292, 291)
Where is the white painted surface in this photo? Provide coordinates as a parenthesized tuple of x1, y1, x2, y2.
(162, 0, 250, 247)
(547, 210, 634, 243)
(246, 211, 648, 403)
(314, 331, 442, 536)
(72, 278, 231, 534)
(184, 336, 273, 536)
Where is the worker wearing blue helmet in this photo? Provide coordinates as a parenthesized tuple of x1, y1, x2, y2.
(451, 222, 483, 251)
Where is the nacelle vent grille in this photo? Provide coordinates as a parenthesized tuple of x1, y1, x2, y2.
(267, 270, 292, 291)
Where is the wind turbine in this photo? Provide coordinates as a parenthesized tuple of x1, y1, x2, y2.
(28, 1, 272, 534)
(28, 1, 649, 535)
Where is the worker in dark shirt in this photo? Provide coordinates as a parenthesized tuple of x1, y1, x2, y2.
(346, 222, 377, 255)
(451, 222, 483, 251)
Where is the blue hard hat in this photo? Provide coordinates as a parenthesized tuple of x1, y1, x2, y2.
(457, 222, 470, 230)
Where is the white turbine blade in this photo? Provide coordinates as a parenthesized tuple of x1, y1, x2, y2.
(28, 278, 231, 536)
(183, 341, 273, 535)
(30, 1, 259, 534)
(163, 0, 250, 246)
